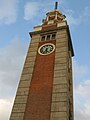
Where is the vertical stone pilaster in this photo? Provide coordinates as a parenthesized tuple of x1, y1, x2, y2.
(9, 34, 40, 120)
(50, 29, 70, 120)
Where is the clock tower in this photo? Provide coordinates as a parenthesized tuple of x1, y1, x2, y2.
(10, 2, 74, 120)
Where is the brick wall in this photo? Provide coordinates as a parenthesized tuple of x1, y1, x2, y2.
(24, 40, 56, 120)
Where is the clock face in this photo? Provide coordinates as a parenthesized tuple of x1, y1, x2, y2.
(38, 43, 55, 55)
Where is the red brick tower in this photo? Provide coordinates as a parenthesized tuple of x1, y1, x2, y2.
(10, 2, 74, 120)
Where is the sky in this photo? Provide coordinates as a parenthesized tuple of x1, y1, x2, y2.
(0, 0, 90, 120)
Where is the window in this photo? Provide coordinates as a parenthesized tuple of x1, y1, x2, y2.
(49, 16, 55, 20)
(52, 34, 56, 40)
(46, 35, 50, 40)
(41, 33, 56, 41)
(41, 36, 45, 41)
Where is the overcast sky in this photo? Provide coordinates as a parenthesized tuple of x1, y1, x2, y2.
(0, 0, 90, 120)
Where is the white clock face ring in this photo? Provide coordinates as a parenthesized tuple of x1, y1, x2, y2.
(38, 43, 55, 55)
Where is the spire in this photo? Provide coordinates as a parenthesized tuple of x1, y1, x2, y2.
(55, 1, 58, 10)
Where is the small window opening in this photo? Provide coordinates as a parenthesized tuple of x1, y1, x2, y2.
(52, 34, 56, 39)
(46, 35, 50, 40)
(41, 36, 45, 41)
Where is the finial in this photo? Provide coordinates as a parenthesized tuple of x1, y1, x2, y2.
(55, 1, 58, 9)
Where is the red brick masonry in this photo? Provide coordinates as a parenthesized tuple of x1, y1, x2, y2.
(42, 24, 57, 31)
(24, 40, 56, 120)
